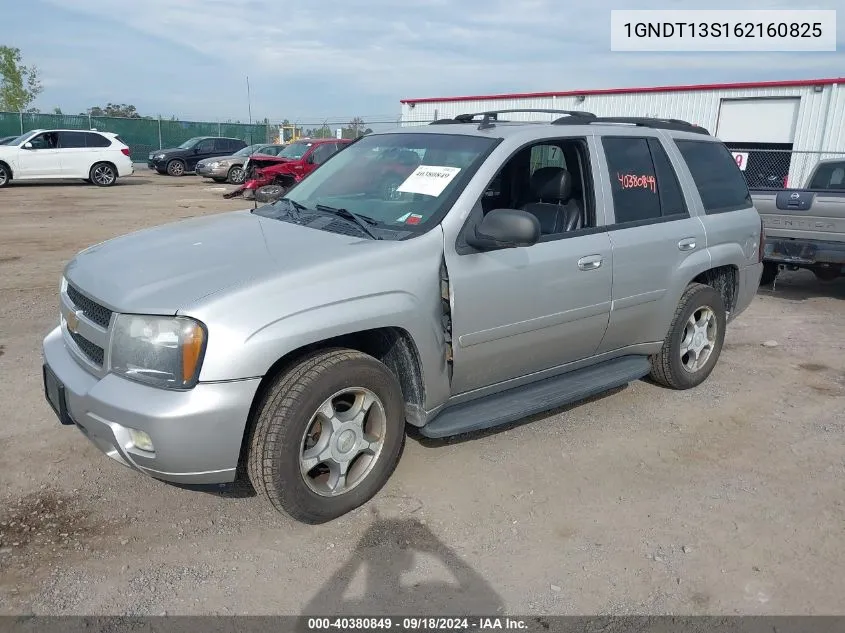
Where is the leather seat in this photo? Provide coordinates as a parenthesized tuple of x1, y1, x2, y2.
(520, 167, 583, 234)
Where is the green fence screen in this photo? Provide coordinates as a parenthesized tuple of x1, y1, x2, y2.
(0, 112, 273, 161)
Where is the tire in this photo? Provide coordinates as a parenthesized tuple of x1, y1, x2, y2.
(649, 283, 726, 390)
(760, 262, 779, 286)
(247, 348, 406, 524)
(254, 184, 287, 203)
(166, 159, 186, 177)
(812, 267, 840, 282)
(0, 162, 11, 188)
(89, 162, 117, 187)
(227, 165, 246, 185)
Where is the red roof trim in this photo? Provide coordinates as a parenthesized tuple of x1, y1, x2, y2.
(400, 77, 844, 105)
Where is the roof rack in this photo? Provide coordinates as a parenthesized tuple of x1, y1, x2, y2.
(551, 116, 710, 135)
(430, 108, 596, 130)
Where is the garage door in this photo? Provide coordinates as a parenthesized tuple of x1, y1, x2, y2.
(716, 98, 800, 144)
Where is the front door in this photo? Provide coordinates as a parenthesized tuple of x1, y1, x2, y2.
(593, 134, 708, 353)
(189, 139, 216, 170)
(17, 132, 63, 177)
(445, 136, 613, 394)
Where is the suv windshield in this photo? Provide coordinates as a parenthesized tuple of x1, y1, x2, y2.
(258, 132, 496, 238)
(6, 132, 32, 146)
(277, 142, 313, 159)
(177, 137, 204, 150)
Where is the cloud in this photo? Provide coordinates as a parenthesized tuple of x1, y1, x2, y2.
(22, 0, 845, 120)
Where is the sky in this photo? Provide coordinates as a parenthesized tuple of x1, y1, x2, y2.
(4, 0, 844, 128)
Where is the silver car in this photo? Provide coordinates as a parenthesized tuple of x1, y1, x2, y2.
(42, 111, 764, 524)
(196, 143, 286, 184)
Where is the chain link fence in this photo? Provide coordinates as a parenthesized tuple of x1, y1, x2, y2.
(728, 148, 845, 190)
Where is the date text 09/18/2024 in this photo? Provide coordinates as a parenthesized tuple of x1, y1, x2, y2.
(305, 617, 529, 630)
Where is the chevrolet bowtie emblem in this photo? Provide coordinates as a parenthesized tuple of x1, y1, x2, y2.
(66, 311, 80, 334)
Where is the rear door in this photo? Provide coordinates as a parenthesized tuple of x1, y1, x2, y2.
(57, 131, 92, 177)
(594, 133, 708, 353)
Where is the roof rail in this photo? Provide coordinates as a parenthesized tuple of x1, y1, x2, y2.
(430, 108, 596, 130)
(552, 116, 710, 135)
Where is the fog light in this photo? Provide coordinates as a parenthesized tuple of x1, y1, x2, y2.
(128, 429, 154, 452)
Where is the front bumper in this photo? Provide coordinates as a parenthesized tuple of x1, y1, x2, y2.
(148, 159, 166, 171)
(763, 237, 845, 267)
(42, 326, 261, 484)
(196, 164, 229, 178)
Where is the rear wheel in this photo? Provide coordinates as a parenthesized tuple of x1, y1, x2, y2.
(89, 162, 117, 187)
(247, 349, 406, 523)
(0, 163, 11, 188)
(649, 283, 726, 390)
(760, 262, 779, 286)
(227, 165, 246, 184)
(166, 159, 186, 177)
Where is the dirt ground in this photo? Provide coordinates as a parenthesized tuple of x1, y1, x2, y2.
(0, 172, 843, 617)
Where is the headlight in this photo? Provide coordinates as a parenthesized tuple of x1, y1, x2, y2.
(208, 161, 220, 168)
(154, 153, 165, 160)
(109, 315, 207, 390)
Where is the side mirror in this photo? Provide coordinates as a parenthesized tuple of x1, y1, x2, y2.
(23, 142, 33, 149)
(465, 209, 541, 251)
(193, 147, 201, 154)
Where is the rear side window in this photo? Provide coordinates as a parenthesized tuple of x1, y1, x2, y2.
(808, 162, 845, 190)
(602, 136, 688, 225)
(230, 139, 246, 151)
(86, 133, 111, 148)
(675, 140, 752, 213)
(58, 131, 88, 148)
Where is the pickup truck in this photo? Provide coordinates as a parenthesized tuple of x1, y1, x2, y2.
(42, 111, 763, 524)
(753, 158, 845, 284)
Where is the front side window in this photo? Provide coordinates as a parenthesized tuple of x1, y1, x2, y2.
(808, 161, 845, 190)
(28, 132, 59, 149)
(278, 142, 312, 159)
(255, 132, 497, 238)
(195, 139, 215, 152)
(177, 137, 203, 150)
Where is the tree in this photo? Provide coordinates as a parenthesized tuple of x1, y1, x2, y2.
(0, 46, 43, 112)
(53, 106, 62, 115)
(81, 103, 142, 118)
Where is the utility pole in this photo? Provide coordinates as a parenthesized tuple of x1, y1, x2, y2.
(246, 75, 253, 143)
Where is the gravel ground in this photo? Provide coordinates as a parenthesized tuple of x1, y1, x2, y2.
(0, 173, 844, 616)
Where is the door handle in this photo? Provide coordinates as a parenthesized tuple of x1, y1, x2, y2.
(678, 238, 696, 251)
(577, 255, 603, 271)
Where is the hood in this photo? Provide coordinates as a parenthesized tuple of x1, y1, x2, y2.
(63, 210, 381, 315)
(198, 154, 239, 165)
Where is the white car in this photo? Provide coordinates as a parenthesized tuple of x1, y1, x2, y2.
(0, 129, 134, 188)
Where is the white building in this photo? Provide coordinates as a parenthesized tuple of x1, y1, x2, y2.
(399, 77, 845, 187)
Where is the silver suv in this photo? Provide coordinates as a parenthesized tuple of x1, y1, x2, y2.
(42, 110, 764, 524)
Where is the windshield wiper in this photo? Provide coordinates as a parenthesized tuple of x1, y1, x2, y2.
(314, 204, 382, 240)
(269, 197, 308, 219)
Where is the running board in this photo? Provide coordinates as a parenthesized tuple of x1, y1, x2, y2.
(419, 355, 651, 439)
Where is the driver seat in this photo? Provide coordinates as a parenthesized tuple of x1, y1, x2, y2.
(520, 167, 583, 234)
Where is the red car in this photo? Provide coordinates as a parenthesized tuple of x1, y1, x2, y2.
(225, 138, 354, 199)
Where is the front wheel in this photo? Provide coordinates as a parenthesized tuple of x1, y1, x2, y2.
(254, 184, 287, 203)
(166, 159, 186, 177)
(0, 163, 12, 188)
(227, 165, 246, 184)
(247, 348, 406, 524)
(649, 283, 726, 390)
(90, 162, 117, 187)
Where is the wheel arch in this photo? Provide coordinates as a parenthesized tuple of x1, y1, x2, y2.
(236, 326, 426, 475)
(0, 159, 13, 180)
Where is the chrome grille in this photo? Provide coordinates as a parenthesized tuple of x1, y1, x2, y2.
(67, 284, 113, 328)
(68, 330, 105, 366)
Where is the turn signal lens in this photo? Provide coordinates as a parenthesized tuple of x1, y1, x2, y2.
(182, 321, 205, 384)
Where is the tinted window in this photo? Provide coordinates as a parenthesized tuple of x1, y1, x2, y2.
(808, 162, 845, 190)
(602, 137, 662, 223)
(675, 140, 752, 213)
(195, 139, 215, 152)
(230, 139, 246, 150)
(310, 143, 337, 165)
(58, 132, 88, 148)
(86, 133, 111, 148)
(647, 138, 688, 216)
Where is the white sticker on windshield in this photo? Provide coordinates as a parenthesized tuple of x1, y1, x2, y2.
(396, 165, 461, 197)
